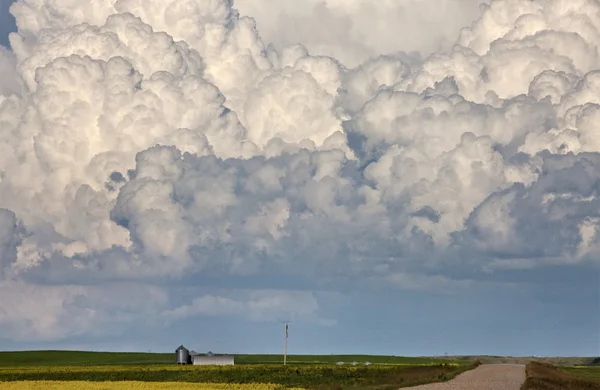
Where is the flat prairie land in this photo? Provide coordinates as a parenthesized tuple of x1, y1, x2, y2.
(561, 366, 600, 382)
(437, 355, 596, 366)
(521, 362, 600, 390)
(0, 361, 479, 389)
(0, 351, 173, 366)
(0, 350, 467, 367)
(0, 381, 305, 390)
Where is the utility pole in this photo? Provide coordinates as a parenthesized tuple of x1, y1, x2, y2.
(282, 321, 291, 365)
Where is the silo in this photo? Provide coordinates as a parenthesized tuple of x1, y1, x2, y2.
(176, 345, 190, 364)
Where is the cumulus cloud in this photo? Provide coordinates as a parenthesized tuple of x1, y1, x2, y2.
(16, 13, 205, 91)
(243, 55, 346, 147)
(106, 144, 370, 278)
(0, 209, 20, 276)
(1, 0, 600, 342)
(234, 0, 488, 67)
(0, 281, 168, 341)
(457, 153, 600, 263)
(0, 46, 19, 95)
(165, 290, 336, 326)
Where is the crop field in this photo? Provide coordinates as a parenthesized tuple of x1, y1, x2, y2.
(0, 362, 478, 389)
(0, 351, 173, 366)
(0, 350, 458, 366)
(0, 351, 479, 389)
(0, 381, 305, 389)
(561, 366, 600, 382)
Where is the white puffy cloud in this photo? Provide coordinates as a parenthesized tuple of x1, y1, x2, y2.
(399, 0, 600, 103)
(243, 56, 345, 147)
(234, 0, 488, 67)
(0, 46, 20, 96)
(16, 12, 205, 91)
(0, 281, 168, 341)
(108, 145, 371, 278)
(2, 0, 600, 342)
(164, 289, 335, 326)
(0, 39, 250, 271)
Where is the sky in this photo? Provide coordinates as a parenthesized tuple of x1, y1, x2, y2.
(0, 0, 599, 358)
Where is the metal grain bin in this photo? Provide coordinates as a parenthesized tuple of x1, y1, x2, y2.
(176, 345, 190, 364)
(192, 354, 235, 365)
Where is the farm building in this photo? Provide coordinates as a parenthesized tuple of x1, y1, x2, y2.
(175, 345, 234, 365)
(191, 353, 235, 365)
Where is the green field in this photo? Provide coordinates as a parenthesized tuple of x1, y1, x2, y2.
(0, 351, 480, 390)
(0, 351, 172, 366)
(0, 350, 465, 367)
(561, 366, 600, 381)
(0, 363, 478, 389)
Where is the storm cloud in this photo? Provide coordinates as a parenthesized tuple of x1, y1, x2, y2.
(0, 0, 598, 351)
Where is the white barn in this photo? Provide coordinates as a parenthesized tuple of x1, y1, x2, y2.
(192, 354, 235, 365)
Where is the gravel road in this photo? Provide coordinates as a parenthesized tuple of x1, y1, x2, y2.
(405, 364, 525, 390)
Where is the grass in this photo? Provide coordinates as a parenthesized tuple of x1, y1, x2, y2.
(520, 362, 600, 390)
(441, 355, 597, 366)
(0, 363, 479, 389)
(0, 350, 467, 367)
(0, 381, 306, 390)
(561, 366, 600, 382)
(0, 350, 480, 390)
(0, 351, 173, 366)
(234, 354, 461, 365)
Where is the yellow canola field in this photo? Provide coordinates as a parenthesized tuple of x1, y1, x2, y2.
(1, 381, 305, 390)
